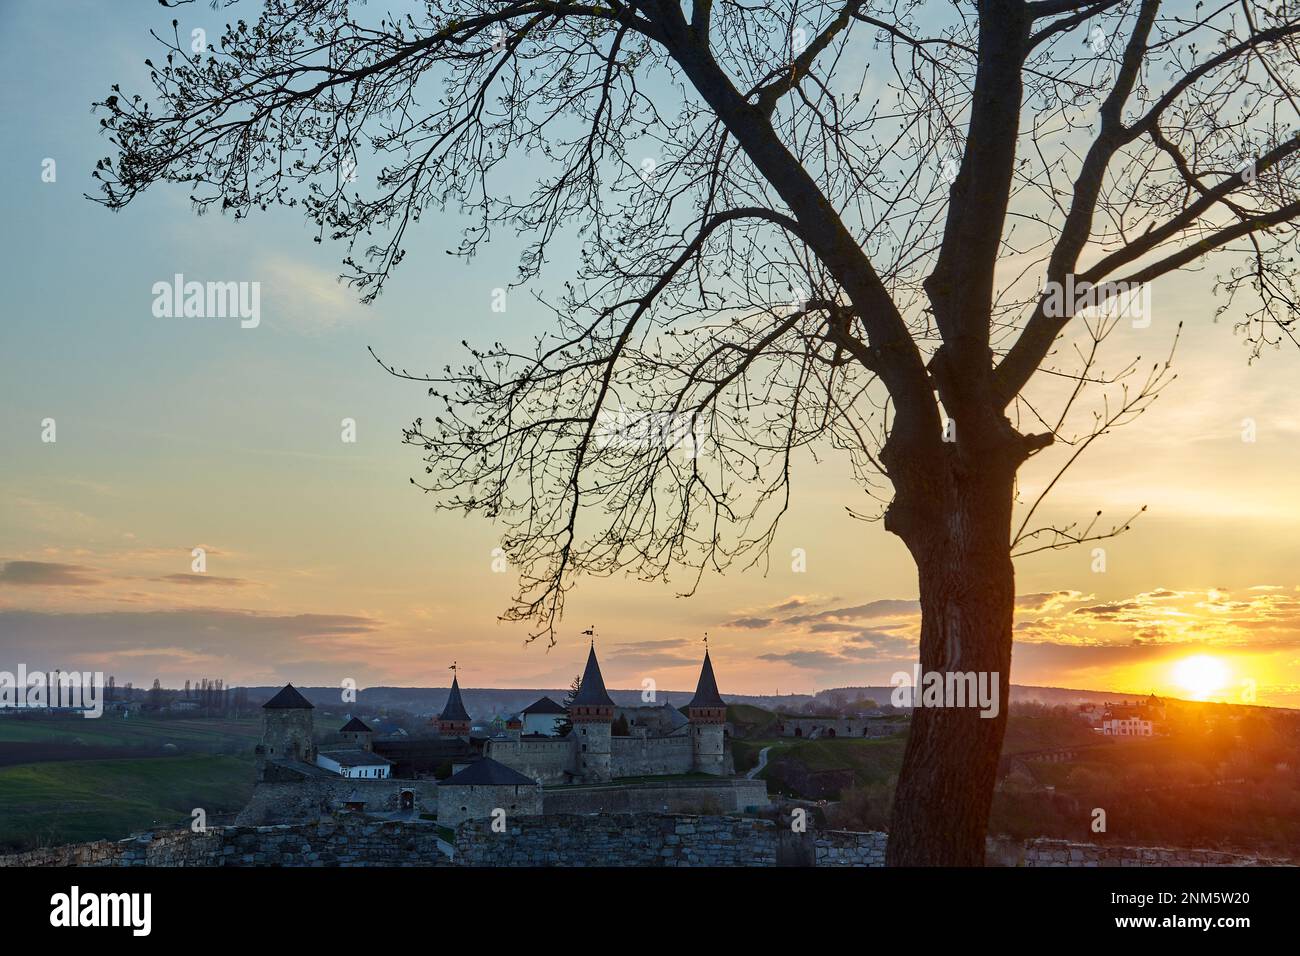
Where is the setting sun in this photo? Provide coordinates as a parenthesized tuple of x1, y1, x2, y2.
(1172, 654, 1230, 701)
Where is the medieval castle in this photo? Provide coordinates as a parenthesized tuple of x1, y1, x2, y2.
(482, 643, 730, 783)
(241, 644, 763, 827)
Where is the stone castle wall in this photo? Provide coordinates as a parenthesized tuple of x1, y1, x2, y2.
(0, 820, 449, 868)
(2, 818, 1288, 868)
(454, 813, 778, 866)
(483, 737, 572, 785)
(437, 783, 544, 828)
(815, 829, 889, 866)
(542, 778, 767, 815)
(487, 732, 733, 782)
(1023, 839, 1290, 867)
(232, 772, 759, 827)
(610, 734, 694, 776)
(453, 814, 886, 866)
(0, 829, 222, 867)
(235, 778, 439, 826)
(776, 716, 899, 739)
(0, 815, 867, 868)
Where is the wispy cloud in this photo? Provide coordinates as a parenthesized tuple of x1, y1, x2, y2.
(0, 561, 102, 587)
(151, 573, 252, 588)
(785, 599, 921, 626)
(262, 255, 370, 330)
(0, 607, 385, 684)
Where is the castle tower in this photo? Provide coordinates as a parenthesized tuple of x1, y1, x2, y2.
(339, 716, 374, 752)
(686, 650, 726, 775)
(570, 643, 615, 783)
(257, 683, 316, 779)
(436, 675, 472, 739)
(504, 714, 523, 742)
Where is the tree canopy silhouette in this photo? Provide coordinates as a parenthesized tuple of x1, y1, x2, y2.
(94, 0, 1299, 864)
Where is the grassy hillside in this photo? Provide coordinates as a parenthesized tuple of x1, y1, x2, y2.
(727, 704, 780, 738)
(758, 737, 907, 799)
(734, 713, 1096, 800)
(999, 714, 1100, 753)
(991, 731, 1300, 855)
(0, 716, 261, 851)
(0, 754, 254, 851)
(0, 716, 259, 752)
(740, 706, 1300, 856)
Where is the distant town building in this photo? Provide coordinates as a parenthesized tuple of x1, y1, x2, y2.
(1101, 716, 1153, 737)
(370, 718, 407, 738)
(1079, 694, 1164, 736)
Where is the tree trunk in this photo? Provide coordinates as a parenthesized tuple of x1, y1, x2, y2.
(885, 458, 1017, 866)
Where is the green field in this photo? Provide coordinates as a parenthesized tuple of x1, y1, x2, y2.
(0, 715, 260, 851)
(0, 755, 254, 850)
(0, 715, 260, 752)
(732, 714, 1090, 795)
(726, 704, 780, 738)
(747, 736, 907, 793)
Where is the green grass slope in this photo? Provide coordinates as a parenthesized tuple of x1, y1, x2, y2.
(0, 716, 259, 752)
(0, 754, 254, 851)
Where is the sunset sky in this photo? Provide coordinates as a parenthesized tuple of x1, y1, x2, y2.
(2, 1, 1299, 707)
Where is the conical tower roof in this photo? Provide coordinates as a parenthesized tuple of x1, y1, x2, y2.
(263, 683, 314, 709)
(439, 675, 471, 722)
(687, 650, 725, 709)
(571, 643, 615, 707)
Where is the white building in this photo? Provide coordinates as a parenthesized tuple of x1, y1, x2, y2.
(316, 749, 393, 779)
(520, 696, 567, 736)
(1101, 717, 1153, 737)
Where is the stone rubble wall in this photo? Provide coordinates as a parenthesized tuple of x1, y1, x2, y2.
(454, 813, 781, 867)
(234, 778, 439, 826)
(1023, 839, 1290, 867)
(0, 817, 1287, 867)
(0, 821, 448, 868)
(541, 779, 768, 815)
(814, 829, 889, 867)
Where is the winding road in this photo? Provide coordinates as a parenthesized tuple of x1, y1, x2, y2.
(746, 745, 772, 780)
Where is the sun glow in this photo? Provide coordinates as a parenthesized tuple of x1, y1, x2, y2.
(1171, 654, 1230, 701)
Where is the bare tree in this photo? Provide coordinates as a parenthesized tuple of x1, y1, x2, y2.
(92, 0, 1299, 864)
